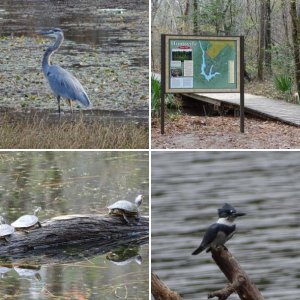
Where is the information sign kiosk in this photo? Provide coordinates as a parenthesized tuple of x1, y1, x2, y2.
(161, 35, 244, 134)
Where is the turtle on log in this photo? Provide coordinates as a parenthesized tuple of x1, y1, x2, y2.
(107, 195, 143, 224)
(11, 207, 42, 231)
(0, 217, 15, 242)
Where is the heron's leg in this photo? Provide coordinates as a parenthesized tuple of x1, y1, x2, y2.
(57, 96, 61, 116)
(70, 100, 74, 116)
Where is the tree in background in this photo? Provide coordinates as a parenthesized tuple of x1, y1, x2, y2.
(290, 0, 300, 95)
(151, 0, 300, 99)
(258, 0, 272, 81)
(265, 0, 272, 73)
(257, 0, 266, 80)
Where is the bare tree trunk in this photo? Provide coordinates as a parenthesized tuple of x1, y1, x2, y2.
(290, 0, 300, 95)
(265, 0, 272, 73)
(152, 0, 162, 24)
(193, 0, 199, 34)
(258, 0, 266, 80)
(282, 0, 291, 48)
(183, 0, 190, 34)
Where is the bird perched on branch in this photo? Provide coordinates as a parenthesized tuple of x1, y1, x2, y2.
(192, 203, 246, 255)
(39, 28, 91, 116)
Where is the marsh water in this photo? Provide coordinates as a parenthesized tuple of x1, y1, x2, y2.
(0, 152, 149, 299)
(0, 0, 148, 119)
(152, 151, 300, 300)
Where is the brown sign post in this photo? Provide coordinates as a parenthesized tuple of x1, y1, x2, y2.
(160, 34, 244, 134)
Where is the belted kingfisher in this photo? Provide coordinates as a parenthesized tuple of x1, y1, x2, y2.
(192, 203, 246, 255)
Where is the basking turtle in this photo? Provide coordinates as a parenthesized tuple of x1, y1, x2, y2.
(107, 195, 143, 224)
(11, 207, 42, 231)
(0, 217, 15, 242)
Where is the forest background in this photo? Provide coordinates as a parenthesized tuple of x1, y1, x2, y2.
(152, 0, 300, 100)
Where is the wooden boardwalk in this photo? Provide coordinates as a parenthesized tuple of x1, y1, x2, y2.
(189, 93, 300, 127)
(152, 72, 300, 127)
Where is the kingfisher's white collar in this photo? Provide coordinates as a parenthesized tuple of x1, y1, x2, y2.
(217, 217, 234, 226)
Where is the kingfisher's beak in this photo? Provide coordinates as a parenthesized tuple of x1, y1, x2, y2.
(234, 212, 246, 217)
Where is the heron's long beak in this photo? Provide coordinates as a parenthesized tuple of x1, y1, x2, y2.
(37, 30, 53, 36)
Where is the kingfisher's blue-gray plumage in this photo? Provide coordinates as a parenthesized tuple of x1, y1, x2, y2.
(192, 203, 246, 255)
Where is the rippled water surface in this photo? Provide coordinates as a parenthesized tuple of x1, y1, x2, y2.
(0, 152, 149, 299)
(152, 151, 300, 300)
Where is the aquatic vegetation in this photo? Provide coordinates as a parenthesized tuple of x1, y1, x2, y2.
(0, 35, 148, 113)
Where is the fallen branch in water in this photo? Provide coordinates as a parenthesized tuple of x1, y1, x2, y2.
(151, 272, 182, 300)
(0, 214, 148, 258)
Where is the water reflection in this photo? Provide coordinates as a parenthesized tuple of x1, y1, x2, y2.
(0, 151, 149, 299)
(0, 0, 148, 52)
(152, 151, 300, 300)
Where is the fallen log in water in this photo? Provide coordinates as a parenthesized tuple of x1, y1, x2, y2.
(0, 214, 148, 257)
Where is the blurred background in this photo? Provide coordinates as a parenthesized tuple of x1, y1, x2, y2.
(152, 151, 300, 300)
(0, 151, 149, 299)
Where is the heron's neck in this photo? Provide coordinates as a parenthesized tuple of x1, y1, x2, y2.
(42, 34, 64, 74)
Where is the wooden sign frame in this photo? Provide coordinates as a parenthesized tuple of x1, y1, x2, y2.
(160, 34, 244, 134)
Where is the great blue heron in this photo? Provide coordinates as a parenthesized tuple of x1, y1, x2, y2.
(40, 28, 91, 115)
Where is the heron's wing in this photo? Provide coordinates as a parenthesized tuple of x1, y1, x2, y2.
(46, 65, 91, 107)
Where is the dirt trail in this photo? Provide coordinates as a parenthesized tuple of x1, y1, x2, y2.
(151, 115, 300, 149)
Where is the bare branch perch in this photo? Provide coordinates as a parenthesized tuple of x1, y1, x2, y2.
(151, 247, 263, 300)
(208, 281, 241, 300)
(210, 247, 264, 300)
(151, 272, 182, 300)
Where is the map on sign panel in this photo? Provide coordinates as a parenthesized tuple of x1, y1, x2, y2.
(169, 39, 237, 90)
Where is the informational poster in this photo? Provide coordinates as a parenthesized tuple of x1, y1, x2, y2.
(163, 35, 241, 93)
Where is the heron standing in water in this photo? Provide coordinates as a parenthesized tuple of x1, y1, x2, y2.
(39, 28, 91, 116)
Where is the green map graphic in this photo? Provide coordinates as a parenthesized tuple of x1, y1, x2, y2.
(169, 39, 238, 90)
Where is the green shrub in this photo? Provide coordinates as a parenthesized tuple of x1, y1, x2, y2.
(151, 75, 181, 116)
(151, 75, 161, 115)
(274, 75, 292, 93)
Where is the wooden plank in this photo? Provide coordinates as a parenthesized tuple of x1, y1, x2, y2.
(194, 93, 300, 126)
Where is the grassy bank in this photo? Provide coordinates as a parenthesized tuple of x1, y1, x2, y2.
(0, 115, 148, 149)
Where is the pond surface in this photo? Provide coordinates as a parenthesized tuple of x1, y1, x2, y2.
(0, 151, 149, 299)
(152, 151, 300, 300)
(0, 0, 148, 116)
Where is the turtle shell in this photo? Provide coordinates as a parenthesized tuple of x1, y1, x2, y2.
(0, 224, 15, 237)
(107, 200, 138, 213)
(11, 214, 39, 228)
